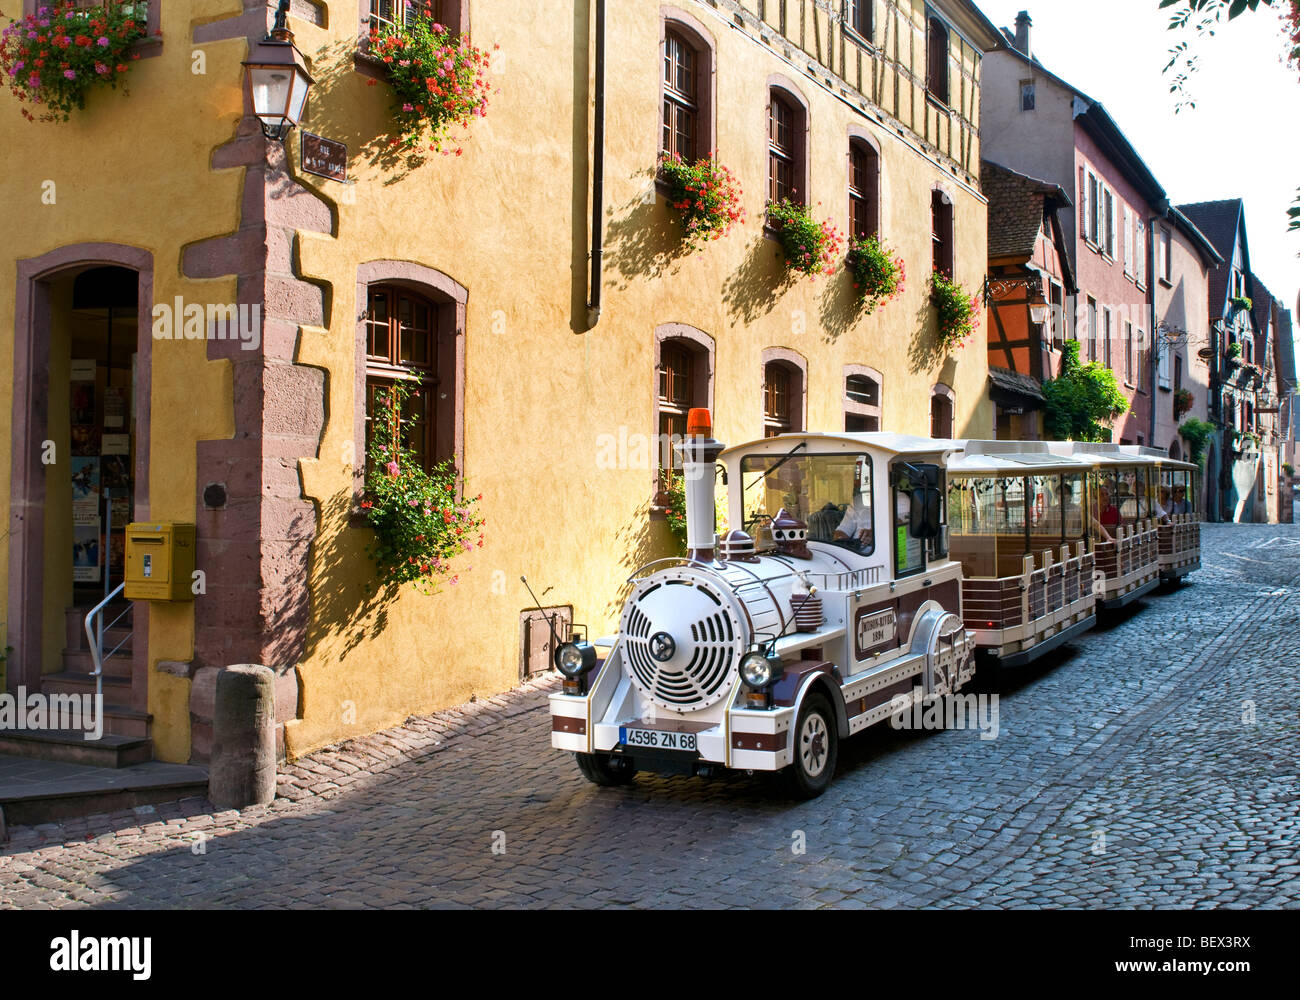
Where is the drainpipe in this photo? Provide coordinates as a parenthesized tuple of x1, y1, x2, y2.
(1147, 210, 1162, 447)
(586, 0, 606, 330)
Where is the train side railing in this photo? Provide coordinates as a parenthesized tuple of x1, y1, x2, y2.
(961, 542, 1095, 652)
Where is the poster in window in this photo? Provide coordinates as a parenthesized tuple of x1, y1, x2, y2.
(101, 454, 131, 489)
(71, 425, 101, 456)
(103, 385, 127, 428)
(73, 524, 102, 582)
(71, 456, 100, 501)
(71, 359, 97, 425)
(101, 433, 130, 456)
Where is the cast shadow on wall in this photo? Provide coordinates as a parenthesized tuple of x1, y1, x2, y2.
(604, 170, 697, 290)
(722, 236, 796, 325)
(301, 488, 404, 667)
(600, 498, 668, 624)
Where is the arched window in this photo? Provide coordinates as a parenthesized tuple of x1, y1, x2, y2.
(849, 138, 880, 240)
(356, 262, 466, 491)
(767, 85, 807, 205)
(930, 384, 955, 439)
(931, 188, 954, 279)
(844, 367, 882, 431)
(655, 326, 714, 490)
(927, 15, 950, 106)
(762, 350, 807, 437)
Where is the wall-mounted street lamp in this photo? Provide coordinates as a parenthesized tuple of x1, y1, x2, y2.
(243, 0, 314, 141)
(984, 273, 1049, 327)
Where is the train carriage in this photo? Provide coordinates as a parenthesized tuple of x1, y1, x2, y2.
(549, 410, 975, 797)
(945, 442, 1098, 667)
(1118, 446, 1202, 582)
(1045, 442, 1164, 610)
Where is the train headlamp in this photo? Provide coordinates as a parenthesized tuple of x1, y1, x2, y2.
(555, 641, 598, 678)
(739, 648, 780, 690)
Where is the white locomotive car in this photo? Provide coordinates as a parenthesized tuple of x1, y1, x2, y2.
(549, 409, 975, 797)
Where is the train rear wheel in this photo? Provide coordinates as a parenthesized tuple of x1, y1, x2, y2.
(787, 693, 838, 799)
(574, 752, 636, 787)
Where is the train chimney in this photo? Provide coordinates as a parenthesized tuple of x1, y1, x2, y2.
(1014, 11, 1032, 59)
(675, 408, 724, 562)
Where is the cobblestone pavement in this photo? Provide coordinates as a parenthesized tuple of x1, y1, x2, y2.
(2, 523, 1298, 908)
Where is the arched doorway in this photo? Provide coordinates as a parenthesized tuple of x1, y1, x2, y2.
(9, 246, 152, 728)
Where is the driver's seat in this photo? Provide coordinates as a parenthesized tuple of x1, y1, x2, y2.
(808, 503, 846, 542)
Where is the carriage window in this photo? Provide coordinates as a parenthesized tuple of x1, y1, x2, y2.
(1028, 475, 1064, 547)
(741, 452, 873, 555)
(946, 476, 1026, 578)
(1061, 473, 1087, 541)
(1093, 471, 1124, 536)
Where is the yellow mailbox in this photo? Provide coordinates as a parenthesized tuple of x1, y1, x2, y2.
(124, 523, 196, 601)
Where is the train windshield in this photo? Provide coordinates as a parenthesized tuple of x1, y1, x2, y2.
(741, 452, 874, 553)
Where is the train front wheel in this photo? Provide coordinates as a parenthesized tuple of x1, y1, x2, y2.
(787, 692, 838, 799)
(574, 752, 636, 786)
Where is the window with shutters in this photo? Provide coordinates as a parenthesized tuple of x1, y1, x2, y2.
(1103, 189, 1115, 258)
(1160, 227, 1173, 284)
(1087, 297, 1098, 362)
(926, 14, 949, 106)
(763, 364, 793, 437)
(849, 139, 880, 239)
(1123, 206, 1133, 277)
(1020, 80, 1036, 112)
(662, 30, 700, 161)
(1135, 219, 1147, 287)
(1049, 280, 1066, 348)
(1086, 172, 1100, 246)
(1125, 320, 1134, 384)
(1102, 307, 1112, 369)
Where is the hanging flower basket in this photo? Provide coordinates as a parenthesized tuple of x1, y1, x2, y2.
(1173, 387, 1194, 420)
(0, 2, 148, 123)
(658, 153, 746, 252)
(361, 380, 485, 592)
(368, 10, 494, 155)
(930, 271, 981, 352)
(845, 234, 905, 314)
(767, 198, 844, 277)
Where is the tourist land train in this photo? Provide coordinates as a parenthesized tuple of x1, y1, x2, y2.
(548, 407, 1200, 797)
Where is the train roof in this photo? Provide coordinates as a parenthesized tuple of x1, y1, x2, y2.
(1116, 445, 1198, 471)
(1044, 441, 1160, 467)
(719, 431, 954, 461)
(948, 440, 1094, 475)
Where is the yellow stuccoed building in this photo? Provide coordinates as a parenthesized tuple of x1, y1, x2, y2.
(0, 0, 1000, 765)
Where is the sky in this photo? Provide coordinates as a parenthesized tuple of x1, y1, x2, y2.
(973, 0, 1300, 334)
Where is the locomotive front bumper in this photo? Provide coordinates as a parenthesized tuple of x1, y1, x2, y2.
(550, 690, 795, 773)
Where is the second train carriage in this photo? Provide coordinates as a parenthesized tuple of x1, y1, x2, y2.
(945, 442, 1099, 667)
(1118, 446, 1202, 582)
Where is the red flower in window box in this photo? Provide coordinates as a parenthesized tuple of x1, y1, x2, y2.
(0, 1, 146, 122)
(658, 153, 747, 253)
(766, 198, 844, 278)
(360, 380, 485, 594)
(371, 14, 493, 156)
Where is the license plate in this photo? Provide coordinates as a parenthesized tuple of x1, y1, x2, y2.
(619, 726, 698, 752)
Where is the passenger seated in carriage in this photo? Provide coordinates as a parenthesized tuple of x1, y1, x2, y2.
(1171, 485, 1191, 515)
(1154, 487, 1173, 524)
(1093, 485, 1120, 543)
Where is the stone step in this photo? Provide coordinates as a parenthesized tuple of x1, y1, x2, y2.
(62, 646, 133, 678)
(0, 729, 152, 769)
(65, 604, 133, 650)
(0, 754, 209, 827)
(41, 671, 131, 699)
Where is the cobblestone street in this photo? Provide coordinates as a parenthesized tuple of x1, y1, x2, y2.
(2, 522, 1298, 909)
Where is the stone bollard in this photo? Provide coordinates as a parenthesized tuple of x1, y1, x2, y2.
(209, 664, 277, 809)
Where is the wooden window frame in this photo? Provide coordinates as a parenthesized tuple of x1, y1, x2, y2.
(930, 384, 955, 439)
(653, 325, 714, 502)
(354, 262, 466, 501)
(848, 132, 881, 240)
(845, 0, 872, 43)
(931, 188, 954, 280)
(660, 11, 716, 163)
(926, 14, 950, 108)
(765, 77, 810, 216)
(761, 348, 807, 438)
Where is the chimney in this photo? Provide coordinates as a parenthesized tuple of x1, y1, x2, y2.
(1014, 11, 1032, 58)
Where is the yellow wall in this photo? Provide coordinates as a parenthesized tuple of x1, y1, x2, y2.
(0, 0, 243, 757)
(282, 0, 992, 755)
(1, 0, 992, 759)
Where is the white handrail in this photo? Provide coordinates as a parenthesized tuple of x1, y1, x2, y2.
(84, 582, 126, 702)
